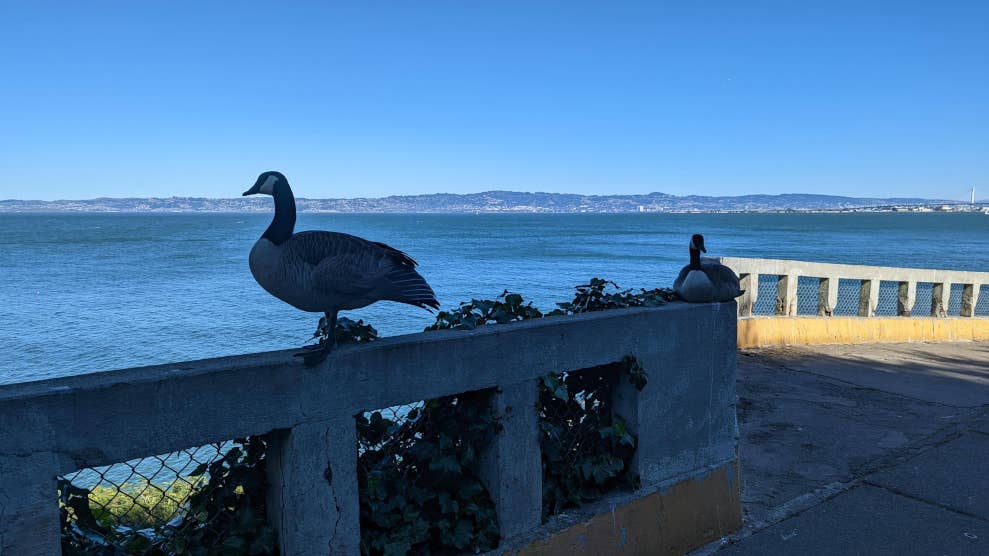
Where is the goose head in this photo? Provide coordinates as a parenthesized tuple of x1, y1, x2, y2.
(689, 233, 706, 253)
(243, 171, 289, 197)
(244, 171, 296, 244)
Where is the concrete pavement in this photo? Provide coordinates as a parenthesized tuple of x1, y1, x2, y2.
(703, 341, 989, 555)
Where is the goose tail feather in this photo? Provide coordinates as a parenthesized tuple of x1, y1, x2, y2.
(385, 266, 440, 311)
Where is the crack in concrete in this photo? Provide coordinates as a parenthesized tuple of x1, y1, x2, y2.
(862, 479, 989, 524)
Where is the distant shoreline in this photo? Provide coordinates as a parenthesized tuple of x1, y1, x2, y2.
(1, 190, 983, 215)
(2, 208, 986, 215)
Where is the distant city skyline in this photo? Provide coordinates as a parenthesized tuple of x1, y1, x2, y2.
(1, 1, 986, 201)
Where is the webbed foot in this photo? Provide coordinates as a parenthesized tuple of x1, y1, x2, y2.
(294, 337, 336, 367)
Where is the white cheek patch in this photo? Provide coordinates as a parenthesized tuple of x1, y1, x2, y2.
(260, 175, 278, 194)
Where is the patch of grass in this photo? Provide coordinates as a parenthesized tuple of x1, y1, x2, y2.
(80, 478, 200, 530)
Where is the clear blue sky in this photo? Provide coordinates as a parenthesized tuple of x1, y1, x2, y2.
(1, 1, 986, 201)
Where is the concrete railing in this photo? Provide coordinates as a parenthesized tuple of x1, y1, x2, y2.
(713, 257, 988, 319)
(0, 303, 740, 555)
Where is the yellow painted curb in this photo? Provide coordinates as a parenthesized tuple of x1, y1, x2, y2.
(506, 461, 741, 556)
(738, 317, 989, 349)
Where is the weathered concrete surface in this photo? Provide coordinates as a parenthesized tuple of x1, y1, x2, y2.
(719, 485, 988, 555)
(265, 418, 360, 555)
(0, 303, 737, 473)
(504, 460, 741, 556)
(479, 380, 543, 540)
(700, 341, 989, 555)
(714, 256, 989, 286)
(734, 349, 963, 526)
(0, 452, 60, 556)
(867, 433, 989, 520)
(751, 342, 989, 407)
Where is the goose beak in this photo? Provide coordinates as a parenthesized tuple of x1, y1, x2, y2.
(243, 182, 261, 196)
(243, 175, 265, 196)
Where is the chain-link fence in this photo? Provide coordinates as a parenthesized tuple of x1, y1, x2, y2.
(948, 283, 966, 315)
(752, 275, 780, 315)
(538, 362, 638, 518)
(59, 438, 273, 555)
(978, 285, 989, 316)
(914, 282, 935, 317)
(796, 276, 819, 315)
(746, 274, 985, 317)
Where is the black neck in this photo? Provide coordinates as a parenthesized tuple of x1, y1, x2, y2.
(689, 247, 702, 270)
(262, 182, 296, 244)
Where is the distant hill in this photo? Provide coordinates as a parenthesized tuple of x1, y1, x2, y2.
(0, 191, 963, 214)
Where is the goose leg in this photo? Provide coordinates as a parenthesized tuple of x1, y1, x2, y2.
(296, 309, 338, 366)
(323, 309, 338, 352)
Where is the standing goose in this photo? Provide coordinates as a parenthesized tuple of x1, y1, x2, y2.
(244, 171, 439, 362)
(673, 234, 744, 303)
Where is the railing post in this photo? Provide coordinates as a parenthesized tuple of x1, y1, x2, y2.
(478, 380, 542, 540)
(961, 284, 981, 317)
(737, 273, 758, 317)
(776, 274, 797, 316)
(265, 419, 360, 556)
(931, 283, 951, 317)
(612, 303, 738, 485)
(818, 276, 839, 316)
(0, 452, 61, 556)
(897, 281, 917, 316)
(858, 278, 880, 317)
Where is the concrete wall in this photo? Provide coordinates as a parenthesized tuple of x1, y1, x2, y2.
(0, 302, 740, 556)
(738, 316, 989, 348)
(714, 257, 988, 348)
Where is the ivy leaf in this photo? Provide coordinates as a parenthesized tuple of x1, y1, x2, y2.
(429, 455, 462, 476)
(453, 519, 474, 549)
(382, 541, 412, 556)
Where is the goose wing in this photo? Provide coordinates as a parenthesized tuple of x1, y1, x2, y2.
(673, 265, 691, 291)
(290, 231, 438, 309)
(703, 262, 744, 299)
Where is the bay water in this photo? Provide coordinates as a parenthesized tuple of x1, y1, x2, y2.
(1, 212, 986, 384)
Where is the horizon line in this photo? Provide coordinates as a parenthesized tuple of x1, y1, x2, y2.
(0, 190, 965, 203)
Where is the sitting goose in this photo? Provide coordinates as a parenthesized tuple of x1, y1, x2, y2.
(673, 234, 744, 303)
(243, 171, 439, 362)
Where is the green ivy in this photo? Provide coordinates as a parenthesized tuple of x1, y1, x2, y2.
(425, 291, 545, 331)
(549, 278, 676, 315)
(537, 362, 640, 517)
(357, 392, 500, 555)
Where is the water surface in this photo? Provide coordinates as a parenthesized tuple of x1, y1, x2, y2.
(1, 212, 986, 383)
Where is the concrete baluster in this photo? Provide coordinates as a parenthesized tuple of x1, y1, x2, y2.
(818, 276, 839, 316)
(737, 273, 758, 317)
(266, 419, 360, 556)
(0, 452, 61, 556)
(478, 380, 542, 540)
(897, 281, 917, 317)
(776, 274, 798, 316)
(858, 279, 880, 317)
(961, 284, 981, 317)
(612, 302, 738, 486)
(931, 283, 951, 317)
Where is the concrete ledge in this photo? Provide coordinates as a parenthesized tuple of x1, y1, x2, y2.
(501, 460, 741, 556)
(738, 317, 989, 348)
(0, 303, 737, 472)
